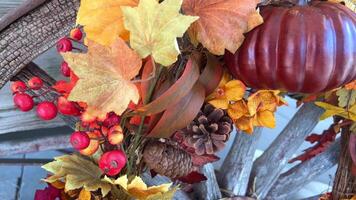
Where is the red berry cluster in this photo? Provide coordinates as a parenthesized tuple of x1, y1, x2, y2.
(69, 112, 126, 176)
(11, 78, 58, 120)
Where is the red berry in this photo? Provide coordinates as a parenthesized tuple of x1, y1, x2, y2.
(103, 112, 120, 127)
(13, 93, 34, 112)
(99, 150, 126, 176)
(70, 131, 90, 150)
(11, 81, 27, 93)
(57, 38, 73, 52)
(36, 101, 58, 120)
(60, 61, 71, 77)
(28, 77, 43, 90)
(70, 28, 83, 41)
(57, 96, 81, 116)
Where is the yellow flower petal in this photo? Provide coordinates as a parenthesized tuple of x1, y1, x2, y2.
(224, 80, 246, 101)
(228, 100, 249, 120)
(209, 98, 229, 109)
(256, 110, 276, 128)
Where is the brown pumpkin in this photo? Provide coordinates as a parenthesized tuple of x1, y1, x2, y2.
(224, 0, 356, 93)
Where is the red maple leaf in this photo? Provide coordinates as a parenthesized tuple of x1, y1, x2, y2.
(289, 123, 339, 163)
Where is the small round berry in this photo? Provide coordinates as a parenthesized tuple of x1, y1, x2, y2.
(70, 28, 83, 41)
(99, 150, 127, 176)
(103, 112, 120, 128)
(28, 77, 43, 90)
(108, 125, 123, 145)
(56, 38, 73, 52)
(57, 96, 81, 116)
(60, 61, 71, 77)
(11, 81, 27, 93)
(70, 131, 90, 150)
(36, 101, 58, 120)
(80, 131, 100, 156)
(13, 93, 34, 112)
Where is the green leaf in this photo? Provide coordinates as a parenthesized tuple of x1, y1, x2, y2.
(336, 88, 356, 108)
(42, 154, 112, 197)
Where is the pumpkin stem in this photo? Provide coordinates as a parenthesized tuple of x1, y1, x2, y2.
(296, 0, 309, 6)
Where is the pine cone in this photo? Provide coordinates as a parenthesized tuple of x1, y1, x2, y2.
(183, 104, 233, 155)
(143, 140, 192, 179)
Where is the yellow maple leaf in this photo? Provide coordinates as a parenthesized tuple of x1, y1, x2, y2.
(62, 38, 142, 117)
(208, 80, 246, 109)
(182, 0, 263, 55)
(42, 154, 112, 197)
(104, 175, 175, 200)
(78, 188, 91, 200)
(76, 0, 138, 45)
(121, 0, 199, 66)
(315, 102, 356, 121)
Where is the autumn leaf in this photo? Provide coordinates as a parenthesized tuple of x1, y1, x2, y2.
(104, 175, 176, 200)
(182, 0, 263, 55)
(122, 0, 199, 66)
(42, 154, 112, 197)
(315, 102, 356, 121)
(76, 0, 138, 45)
(62, 38, 142, 117)
(336, 88, 356, 108)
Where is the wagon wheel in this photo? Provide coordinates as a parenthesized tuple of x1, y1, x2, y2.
(0, 0, 354, 199)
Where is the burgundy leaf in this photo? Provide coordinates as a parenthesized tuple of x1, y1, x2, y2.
(191, 154, 220, 166)
(178, 171, 207, 184)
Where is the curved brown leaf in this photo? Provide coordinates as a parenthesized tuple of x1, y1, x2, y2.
(148, 82, 206, 138)
(198, 54, 223, 95)
(140, 57, 154, 103)
(350, 133, 356, 165)
(136, 58, 200, 115)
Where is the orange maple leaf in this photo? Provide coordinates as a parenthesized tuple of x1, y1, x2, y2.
(182, 0, 263, 55)
(62, 38, 142, 118)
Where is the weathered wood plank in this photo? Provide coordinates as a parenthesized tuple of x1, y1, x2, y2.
(248, 103, 324, 199)
(266, 138, 341, 199)
(194, 163, 222, 200)
(0, 133, 71, 156)
(0, 0, 79, 89)
(218, 128, 262, 196)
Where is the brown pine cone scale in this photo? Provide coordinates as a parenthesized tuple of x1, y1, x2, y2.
(143, 140, 193, 179)
(183, 104, 233, 155)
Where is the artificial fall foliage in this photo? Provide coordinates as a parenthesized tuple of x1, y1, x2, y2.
(8, 0, 354, 199)
(76, 0, 138, 45)
(208, 74, 286, 133)
(122, 0, 199, 66)
(104, 175, 176, 200)
(182, 0, 263, 55)
(42, 154, 112, 197)
(62, 38, 142, 117)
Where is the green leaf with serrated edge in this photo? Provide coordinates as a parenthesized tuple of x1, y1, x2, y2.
(336, 88, 356, 108)
(42, 154, 112, 197)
